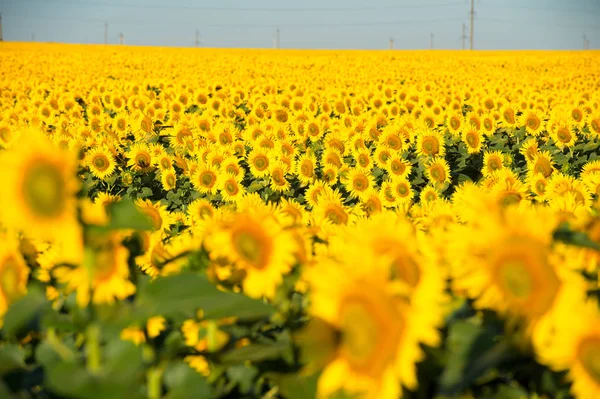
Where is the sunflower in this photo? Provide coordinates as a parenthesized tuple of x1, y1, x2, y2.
(535, 298, 600, 399)
(136, 231, 195, 278)
(549, 118, 577, 149)
(296, 153, 317, 186)
(519, 138, 539, 163)
(420, 185, 441, 203)
(54, 231, 135, 307)
(269, 161, 291, 192)
(481, 150, 506, 177)
(361, 189, 383, 217)
(462, 127, 483, 154)
(385, 155, 412, 179)
(353, 148, 372, 170)
(388, 176, 414, 206)
(218, 173, 246, 203)
(186, 199, 215, 227)
(500, 105, 518, 128)
(344, 169, 373, 201)
(582, 172, 600, 197)
(247, 149, 271, 179)
(425, 157, 451, 186)
(160, 170, 177, 191)
(448, 203, 584, 332)
(0, 234, 30, 319)
(205, 212, 297, 299)
(0, 130, 80, 244)
(191, 162, 219, 195)
(0, 121, 17, 148)
(446, 112, 464, 137)
(313, 189, 362, 238)
(85, 146, 117, 180)
(305, 181, 329, 209)
(135, 198, 174, 234)
(126, 143, 154, 172)
(546, 173, 592, 209)
(519, 109, 545, 136)
(300, 242, 444, 399)
(415, 129, 445, 158)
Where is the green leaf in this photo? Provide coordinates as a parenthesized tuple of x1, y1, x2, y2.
(226, 364, 258, 394)
(106, 199, 154, 231)
(103, 340, 144, 382)
(3, 288, 49, 337)
(583, 141, 599, 152)
(274, 372, 320, 399)
(0, 344, 26, 375)
(136, 273, 274, 320)
(439, 320, 513, 396)
(164, 361, 213, 399)
(139, 186, 153, 199)
(46, 361, 145, 399)
(220, 339, 291, 364)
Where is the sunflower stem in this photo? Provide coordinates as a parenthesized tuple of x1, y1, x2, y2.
(86, 324, 102, 375)
(147, 365, 163, 399)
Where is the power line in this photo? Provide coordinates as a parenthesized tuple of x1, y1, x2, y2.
(469, 0, 475, 50)
(17, 0, 466, 12)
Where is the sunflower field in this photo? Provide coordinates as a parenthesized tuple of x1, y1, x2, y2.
(0, 42, 600, 399)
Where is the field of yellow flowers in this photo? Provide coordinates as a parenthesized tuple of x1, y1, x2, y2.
(0, 42, 600, 398)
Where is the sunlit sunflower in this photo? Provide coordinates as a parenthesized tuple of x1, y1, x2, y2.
(300, 243, 444, 399)
(481, 150, 506, 177)
(0, 129, 81, 248)
(191, 162, 219, 195)
(448, 204, 585, 333)
(247, 148, 272, 179)
(462, 127, 483, 154)
(205, 212, 297, 299)
(0, 234, 30, 320)
(519, 109, 545, 136)
(269, 161, 291, 192)
(535, 298, 600, 399)
(135, 198, 174, 234)
(415, 129, 445, 158)
(519, 138, 539, 163)
(425, 157, 451, 186)
(85, 146, 116, 180)
(160, 169, 177, 191)
(344, 169, 373, 201)
(126, 142, 154, 172)
(54, 231, 135, 307)
(384, 155, 412, 179)
(218, 173, 246, 203)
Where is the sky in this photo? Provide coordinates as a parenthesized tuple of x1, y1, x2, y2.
(0, 0, 599, 49)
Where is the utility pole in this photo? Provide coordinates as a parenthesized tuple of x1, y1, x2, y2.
(104, 21, 108, 44)
(389, 37, 394, 50)
(32, 34, 35, 42)
(0, 13, 4, 42)
(119, 32, 124, 45)
(195, 29, 201, 47)
(583, 34, 590, 50)
(430, 33, 434, 49)
(469, 0, 475, 50)
(461, 23, 467, 50)
(275, 28, 280, 49)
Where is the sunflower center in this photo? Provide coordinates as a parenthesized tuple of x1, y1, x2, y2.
(422, 137, 439, 155)
(450, 117, 460, 130)
(534, 159, 553, 178)
(391, 159, 405, 174)
(92, 155, 109, 171)
(358, 154, 369, 168)
(338, 290, 404, 376)
(557, 128, 571, 143)
(254, 156, 268, 171)
(527, 116, 539, 129)
(430, 165, 446, 182)
(225, 180, 238, 195)
(491, 239, 559, 318)
(325, 205, 348, 225)
(301, 161, 314, 177)
(166, 174, 176, 188)
(578, 336, 600, 384)
(161, 158, 171, 169)
(22, 162, 67, 219)
(353, 176, 368, 191)
(232, 228, 270, 269)
(396, 183, 410, 197)
(135, 153, 151, 168)
(503, 110, 515, 124)
(488, 158, 502, 171)
(200, 172, 216, 187)
(93, 237, 120, 281)
(466, 132, 479, 147)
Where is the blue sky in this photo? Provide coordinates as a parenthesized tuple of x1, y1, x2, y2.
(1, 0, 599, 49)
